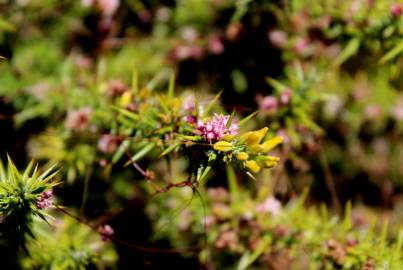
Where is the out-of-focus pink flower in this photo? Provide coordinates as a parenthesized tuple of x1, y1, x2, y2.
(347, 0, 362, 20)
(277, 129, 290, 145)
(98, 134, 121, 153)
(37, 190, 53, 209)
(181, 27, 198, 43)
(26, 82, 50, 101)
(294, 38, 309, 54)
(190, 46, 204, 60)
(391, 3, 402, 17)
(156, 7, 171, 22)
(174, 45, 192, 60)
(280, 88, 292, 105)
(268, 30, 288, 48)
(259, 95, 278, 113)
(208, 35, 225, 54)
(256, 196, 282, 216)
(393, 104, 403, 120)
(76, 55, 93, 69)
(184, 115, 197, 124)
(107, 79, 127, 96)
(364, 104, 382, 120)
(182, 95, 196, 112)
(65, 107, 92, 132)
(98, 0, 119, 16)
(98, 224, 114, 241)
(208, 187, 229, 202)
(216, 229, 238, 250)
(197, 114, 238, 142)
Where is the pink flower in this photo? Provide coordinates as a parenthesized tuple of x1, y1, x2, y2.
(65, 107, 92, 132)
(268, 30, 288, 48)
(197, 114, 238, 142)
(391, 3, 402, 17)
(37, 190, 53, 209)
(174, 45, 192, 60)
(98, 224, 114, 241)
(294, 38, 309, 54)
(256, 196, 282, 216)
(107, 79, 127, 96)
(393, 104, 403, 120)
(98, 135, 121, 153)
(181, 27, 198, 43)
(208, 36, 225, 54)
(277, 129, 290, 144)
(280, 88, 292, 105)
(156, 7, 171, 22)
(98, 0, 119, 16)
(364, 104, 382, 119)
(190, 46, 204, 60)
(184, 115, 197, 124)
(260, 96, 278, 113)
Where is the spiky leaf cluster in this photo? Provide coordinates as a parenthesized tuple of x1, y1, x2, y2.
(0, 156, 59, 248)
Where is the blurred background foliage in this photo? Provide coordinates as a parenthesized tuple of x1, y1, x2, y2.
(1, 0, 403, 269)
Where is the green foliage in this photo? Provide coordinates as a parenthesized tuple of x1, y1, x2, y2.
(20, 215, 117, 270)
(0, 156, 58, 248)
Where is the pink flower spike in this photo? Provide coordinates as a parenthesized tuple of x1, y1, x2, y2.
(198, 114, 238, 142)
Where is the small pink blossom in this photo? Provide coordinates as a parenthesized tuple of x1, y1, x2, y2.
(190, 46, 204, 60)
(260, 96, 278, 113)
(256, 196, 282, 216)
(268, 30, 288, 48)
(182, 95, 196, 112)
(98, 134, 121, 153)
(107, 79, 127, 96)
(184, 115, 197, 124)
(181, 27, 198, 43)
(391, 3, 402, 17)
(208, 36, 225, 54)
(197, 114, 238, 142)
(277, 129, 290, 144)
(37, 190, 53, 209)
(174, 45, 192, 60)
(156, 7, 171, 22)
(65, 107, 92, 132)
(280, 88, 292, 105)
(364, 104, 382, 119)
(393, 104, 403, 120)
(294, 38, 309, 54)
(98, 224, 114, 241)
(98, 0, 119, 16)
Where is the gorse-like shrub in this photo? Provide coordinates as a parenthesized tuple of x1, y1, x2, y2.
(0, 157, 58, 249)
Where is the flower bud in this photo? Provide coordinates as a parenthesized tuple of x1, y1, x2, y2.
(262, 136, 283, 152)
(240, 127, 268, 146)
(236, 152, 249, 161)
(222, 134, 235, 142)
(245, 160, 261, 174)
(213, 141, 233, 152)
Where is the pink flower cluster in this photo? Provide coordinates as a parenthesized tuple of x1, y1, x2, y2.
(197, 114, 238, 142)
(37, 190, 53, 209)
